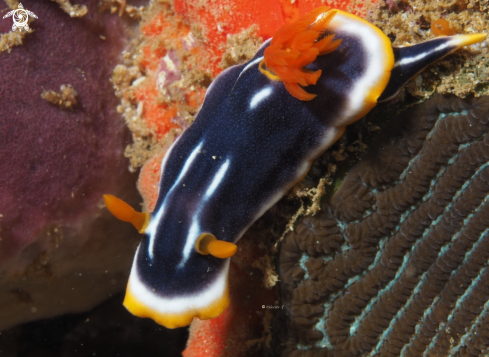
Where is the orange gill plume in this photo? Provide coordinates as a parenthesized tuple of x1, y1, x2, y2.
(260, 6, 342, 101)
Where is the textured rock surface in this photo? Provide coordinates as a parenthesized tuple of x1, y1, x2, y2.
(0, 0, 142, 330)
(0, 0, 127, 269)
(280, 95, 489, 356)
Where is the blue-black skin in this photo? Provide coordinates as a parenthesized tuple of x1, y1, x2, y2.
(137, 31, 370, 297)
(136, 31, 480, 297)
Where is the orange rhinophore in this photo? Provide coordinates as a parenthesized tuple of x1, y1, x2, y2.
(260, 6, 342, 101)
(431, 19, 455, 36)
(195, 233, 238, 259)
(103, 194, 150, 233)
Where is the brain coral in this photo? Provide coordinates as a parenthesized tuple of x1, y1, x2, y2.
(280, 95, 489, 356)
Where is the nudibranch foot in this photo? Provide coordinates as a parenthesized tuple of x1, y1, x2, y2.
(260, 6, 342, 101)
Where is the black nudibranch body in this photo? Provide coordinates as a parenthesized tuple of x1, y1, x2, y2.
(103, 8, 486, 329)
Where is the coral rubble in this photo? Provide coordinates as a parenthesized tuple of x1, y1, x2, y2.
(280, 95, 489, 356)
(41, 84, 78, 110)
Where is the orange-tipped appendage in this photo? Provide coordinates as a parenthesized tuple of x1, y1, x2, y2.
(208, 240, 238, 259)
(260, 6, 342, 101)
(103, 194, 150, 233)
(196, 233, 237, 259)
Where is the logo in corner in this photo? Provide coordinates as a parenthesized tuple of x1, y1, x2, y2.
(3, 3, 38, 32)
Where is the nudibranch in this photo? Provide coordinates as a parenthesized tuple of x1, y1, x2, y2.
(104, 7, 486, 328)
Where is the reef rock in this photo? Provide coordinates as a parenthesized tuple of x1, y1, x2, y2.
(280, 95, 489, 356)
(0, 0, 140, 330)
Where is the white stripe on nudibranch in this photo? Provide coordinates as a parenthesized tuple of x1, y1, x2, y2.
(173, 141, 204, 186)
(130, 246, 230, 312)
(147, 141, 204, 259)
(178, 219, 200, 268)
(177, 159, 230, 268)
(235, 55, 264, 84)
(240, 56, 263, 78)
(328, 13, 389, 125)
(394, 42, 450, 67)
(339, 19, 385, 121)
(249, 86, 272, 110)
(205, 159, 230, 198)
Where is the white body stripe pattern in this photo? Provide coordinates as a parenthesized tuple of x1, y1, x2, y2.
(178, 159, 230, 267)
(128, 246, 230, 313)
(395, 42, 450, 67)
(147, 141, 204, 259)
(329, 13, 390, 124)
(249, 86, 273, 110)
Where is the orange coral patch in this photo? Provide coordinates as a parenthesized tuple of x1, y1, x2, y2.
(173, 0, 375, 76)
(185, 88, 206, 110)
(183, 309, 229, 356)
(135, 5, 217, 138)
(142, 12, 169, 36)
(137, 148, 168, 212)
(174, 0, 285, 75)
(140, 45, 167, 71)
(135, 1, 379, 144)
(134, 81, 179, 138)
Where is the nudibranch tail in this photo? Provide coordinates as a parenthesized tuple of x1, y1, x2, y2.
(451, 33, 488, 48)
(379, 33, 487, 102)
(260, 6, 342, 101)
(103, 194, 149, 233)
